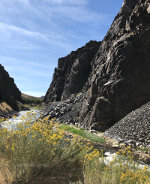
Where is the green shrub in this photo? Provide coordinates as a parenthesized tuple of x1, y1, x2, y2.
(0, 116, 99, 184)
(22, 97, 42, 105)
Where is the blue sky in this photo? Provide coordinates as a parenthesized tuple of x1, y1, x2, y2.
(0, 0, 123, 97)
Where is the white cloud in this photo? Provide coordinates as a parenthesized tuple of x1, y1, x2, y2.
(44, 0, 88, 5)
(5, 65, 51, 78)
(0, 22, 49, 41)
(16, 0, 30, 6)
(0, 21, 75, 50)
(49, 6, 105, 23)
(0, 0, 110, 47)
(0, 0, 113, 95)
(6, 0, 29, 5)
(0, 56, 52, 69)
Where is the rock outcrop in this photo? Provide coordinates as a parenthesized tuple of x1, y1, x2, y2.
(44, 41, 101, 102)
(0, 64, 23, 116)
(79, 0, 150, 130)
(45, 0, 150, 131)
(45, 93, 84, 125)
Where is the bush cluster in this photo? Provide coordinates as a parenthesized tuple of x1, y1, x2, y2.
(0, 113, 99, 184)
(0, 112, 150, 184)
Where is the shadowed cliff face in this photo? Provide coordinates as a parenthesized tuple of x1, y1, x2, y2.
(0, 64, 22, 111)
(45, 0, 150, 131)
(44, 41, 101, 103)
(79, 0, 150, 130)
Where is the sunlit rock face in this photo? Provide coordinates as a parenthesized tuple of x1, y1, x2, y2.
(45, 0, 150, 131)
(147, 3, 150, 13)
(0, 64, 22, 111)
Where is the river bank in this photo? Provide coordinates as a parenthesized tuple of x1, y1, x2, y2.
(0, 111, 150, 184)
(2, 109, 150, 166)
(0, 101, 30, 121)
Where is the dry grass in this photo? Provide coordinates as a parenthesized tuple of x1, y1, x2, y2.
(0, 114, 99, 184)
(0, 102, 13, 114)
(0, 112, 150, 184)
(82, 147, 150, 184)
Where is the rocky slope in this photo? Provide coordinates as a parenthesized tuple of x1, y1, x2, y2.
(105, 102, 150, 147)
(0, 64, 23, 116)
(45, 0, 150, 131)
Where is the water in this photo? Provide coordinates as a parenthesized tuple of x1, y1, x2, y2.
(1, 110, 41, 131)
(102, 152, 150, 170)
(1, 110, 149, 170)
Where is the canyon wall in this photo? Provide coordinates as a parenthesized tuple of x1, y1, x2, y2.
(45, 0, 150, 131)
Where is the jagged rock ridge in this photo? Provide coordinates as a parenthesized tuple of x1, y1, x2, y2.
(44, 41, 101, 102)
(45, 0, 150, 132)
(0, 64, 22, 114)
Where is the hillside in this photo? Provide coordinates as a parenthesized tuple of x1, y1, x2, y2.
(22, 93, 43, 105)
(0, 64, 23, 117)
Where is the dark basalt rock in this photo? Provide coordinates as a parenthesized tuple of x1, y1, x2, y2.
(45, 0, 150, 131)
(44, 93, 84, 125)
(44, 41, 101, 102)
(79, 0, 150, 130)
(0, 64, 22, 112)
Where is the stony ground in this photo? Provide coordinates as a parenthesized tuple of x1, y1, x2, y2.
(44, 93, 84, 125)
(105, 102, 150, 147)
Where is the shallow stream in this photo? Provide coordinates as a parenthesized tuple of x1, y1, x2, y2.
(1, 110, 149, 171)
(1, 109, 41, 131)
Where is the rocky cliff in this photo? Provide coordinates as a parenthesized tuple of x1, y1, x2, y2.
(44, 41, 101, 103)
(45, 0, 150, 131)
(0, 64, 23, 115)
